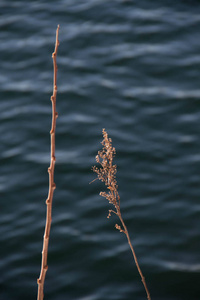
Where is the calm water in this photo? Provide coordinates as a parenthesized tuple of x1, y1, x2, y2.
(1, 1, 200, 300)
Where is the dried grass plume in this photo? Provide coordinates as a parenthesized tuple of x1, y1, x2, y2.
(92, 129, 151, 300)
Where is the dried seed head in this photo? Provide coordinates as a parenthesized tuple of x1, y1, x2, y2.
(92, 129, 120, 216)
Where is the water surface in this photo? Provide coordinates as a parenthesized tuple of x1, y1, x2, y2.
(1, 1, 200, 299)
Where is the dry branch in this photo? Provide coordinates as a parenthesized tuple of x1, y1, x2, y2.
(92, 129, 151, 300)
(37, 25, 60, 300)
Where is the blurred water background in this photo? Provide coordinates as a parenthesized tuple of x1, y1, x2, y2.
(1, 1, 200, 299)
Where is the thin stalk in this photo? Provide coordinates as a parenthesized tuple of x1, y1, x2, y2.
(37, 25, 60, 300)
(117, 211, 151, 300)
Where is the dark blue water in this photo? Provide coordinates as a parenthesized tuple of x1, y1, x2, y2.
(1, 1, 200, 299)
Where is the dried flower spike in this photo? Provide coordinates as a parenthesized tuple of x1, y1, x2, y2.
(92, 129, 151, 300)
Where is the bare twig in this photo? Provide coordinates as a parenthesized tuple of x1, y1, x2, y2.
(37, 25, 60, 300)
(92, 129, 151, 300)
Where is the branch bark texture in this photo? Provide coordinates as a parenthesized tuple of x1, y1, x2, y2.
(37, 25, 60, 300)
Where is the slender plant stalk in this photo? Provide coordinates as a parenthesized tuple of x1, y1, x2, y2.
(37, 25, 60, 300)
(92, 129, 151, 300)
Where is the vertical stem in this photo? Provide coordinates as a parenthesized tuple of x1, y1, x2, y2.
(37, 25, 60, 300)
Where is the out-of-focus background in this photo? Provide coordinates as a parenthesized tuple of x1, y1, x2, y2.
(1, 1, 200, 299)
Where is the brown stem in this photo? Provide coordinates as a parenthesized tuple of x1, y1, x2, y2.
(117, 210, 151, 300)
(37, 25, 60, 300)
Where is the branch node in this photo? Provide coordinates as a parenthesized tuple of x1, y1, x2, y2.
(44, 265, 48, 271)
